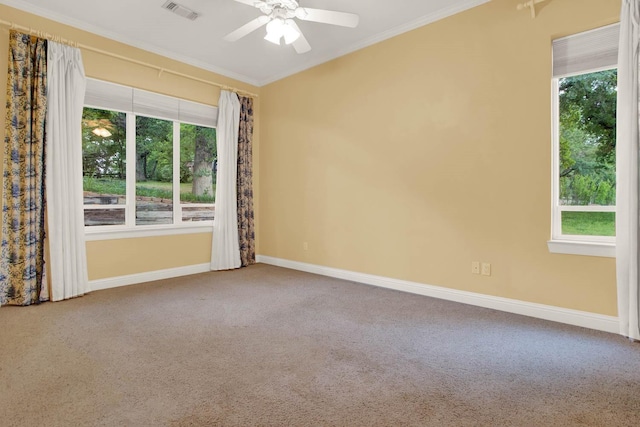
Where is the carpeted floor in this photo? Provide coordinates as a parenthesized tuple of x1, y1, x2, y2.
(1, 263, 639, 426)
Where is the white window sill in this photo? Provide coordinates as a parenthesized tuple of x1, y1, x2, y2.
(547, 240, 615, 258)
(85, 223, 213, 241)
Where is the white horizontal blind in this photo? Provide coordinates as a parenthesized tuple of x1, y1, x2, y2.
(84, 78, 218, 127)
(179, 100, 217, 128)
(553, 23, 619, 78)
(133, 89, 180, 121)
(84, 79, 133, 112)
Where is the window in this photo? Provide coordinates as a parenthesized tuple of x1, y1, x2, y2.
(82, 79, 217, 237)
(555, 70, 617, 238)
(83, 107, 127, 226)
(550, 24, 619, 257)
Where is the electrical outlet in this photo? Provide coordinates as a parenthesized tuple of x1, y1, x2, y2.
(481, 263, 491, 276)
(471, 261, 480, 274)
(303, 242, 309, 251)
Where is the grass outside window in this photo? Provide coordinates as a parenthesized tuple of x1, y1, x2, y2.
(84, 177, 215, 203)
(561, 212, 615, 237)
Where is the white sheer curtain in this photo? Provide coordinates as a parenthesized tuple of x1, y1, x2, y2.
(45, 41, 89, 301)
(211, 90, 241, 270)
(616, 0, 640, 340)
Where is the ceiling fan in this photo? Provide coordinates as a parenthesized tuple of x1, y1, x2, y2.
(224, 0, 360, 54)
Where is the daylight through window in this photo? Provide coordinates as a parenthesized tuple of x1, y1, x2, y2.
(82, 79, 218, 231)
(556, 69, 617, 238)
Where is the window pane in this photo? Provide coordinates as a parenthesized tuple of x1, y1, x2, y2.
(82, 108, 126, 207)
(561, 212, 615, 236)
(180, 123, 216, 204)
(136, 116, 173, 225)
(84, 208, 125, 226)
(558, 70, 617, 207)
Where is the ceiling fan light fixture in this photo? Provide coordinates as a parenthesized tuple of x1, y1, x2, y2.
(282, 19, 300, 44)
(266, 18, 284, 34)
(264, 17, 299, 45)
(264, 28, 283, 45)
(264, 32, 282, 45)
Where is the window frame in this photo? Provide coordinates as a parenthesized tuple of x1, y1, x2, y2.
(548, 24, 619, 258)
(551, 67, 617, 238)
(82, 80, 217, 240)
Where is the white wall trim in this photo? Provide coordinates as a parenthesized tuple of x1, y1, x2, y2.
(256, 255, 620, 334)
(90, 263, 210, 292)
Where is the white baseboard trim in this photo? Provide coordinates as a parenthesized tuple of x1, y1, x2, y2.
(90, 263, 211, 292)
(256, 255, 620, 334)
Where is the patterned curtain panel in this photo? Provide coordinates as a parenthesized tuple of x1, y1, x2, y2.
(237, 96, 255, 267)
(0, 32, 48, 306)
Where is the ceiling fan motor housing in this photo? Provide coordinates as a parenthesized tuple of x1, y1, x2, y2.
(262, 0, 299, 11)
(259, 1, 304, 17)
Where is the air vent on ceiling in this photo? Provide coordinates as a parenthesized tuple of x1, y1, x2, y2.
(161, 1, 200, 21)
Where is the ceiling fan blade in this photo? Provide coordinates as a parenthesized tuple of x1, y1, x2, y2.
(288, 21, 311, 54)
(296, 7, 359, 28)
(224, 16, 271, 42)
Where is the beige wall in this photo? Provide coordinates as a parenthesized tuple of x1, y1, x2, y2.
(0, 4, 260, 281)
(85, 233, 212, 280)
(259, 0, 621, 316)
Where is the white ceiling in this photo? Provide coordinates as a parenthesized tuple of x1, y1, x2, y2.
(0, 0, 490, 86)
